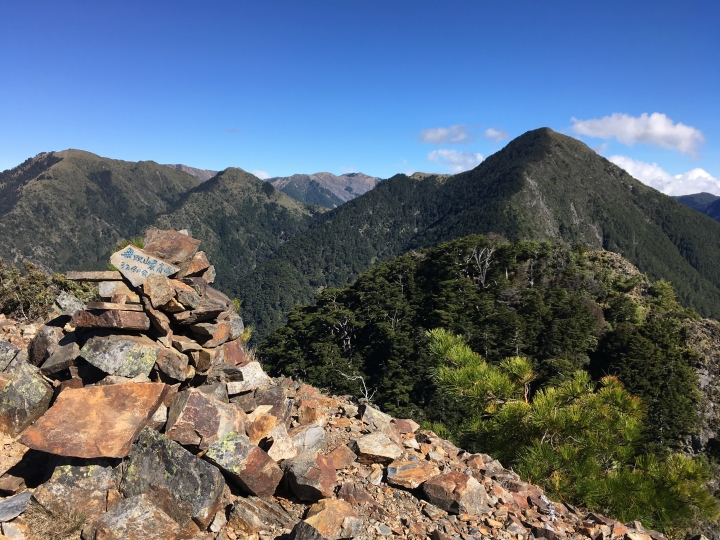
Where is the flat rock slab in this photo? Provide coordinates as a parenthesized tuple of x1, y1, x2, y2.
(122, 427, 225, 530)
(20, 382, 166, 458)
(110, 246, 179, 287)
(0, 362, 53, 437)
(81, 334, 163, 377)
(85, 494, 180, 540)
(144, 229, 201, 267)
(40, 341, 79, 375)
(71, 310, 151, 331)
(66, 271, 122, 281)
(0, 491, 31, 522)
(387, 459, 440, 489)
(204, 432, 283, 498)
(185, 251, 211, 277)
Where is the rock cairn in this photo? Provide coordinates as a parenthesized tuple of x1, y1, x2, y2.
(0, 229, 668, 540)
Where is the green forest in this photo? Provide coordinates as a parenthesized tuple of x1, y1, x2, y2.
(259, 235, 719, 529)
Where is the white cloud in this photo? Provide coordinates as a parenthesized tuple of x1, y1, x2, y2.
(251, 169, 270, 180)
(420, 124, 473, 144)
(483, 127, 509, 142)
(572, 113, 705, 155)
(427, 149, 484, 174)
(609, 155, 720, 196)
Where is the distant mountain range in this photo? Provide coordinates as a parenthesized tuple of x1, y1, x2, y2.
(162, 164, 218, 182)
(675, 192, 720, 221)
(233, 128, 720, 340)
(5, 129, 720, 343)
(267, 172, 381, 208)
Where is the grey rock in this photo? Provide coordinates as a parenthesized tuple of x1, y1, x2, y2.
(80, 334, 162, 378)
(40, 341, 79, 375)
(291, 425, 325, 453)
(53, 291, 85, 316)
(0, 361, 53, 437)
(0, 341, 19, 372)
(121, 427, 225, 530)
(0, 491, 31, 522)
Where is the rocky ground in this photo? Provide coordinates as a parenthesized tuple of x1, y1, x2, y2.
(0, 230, 673, 540)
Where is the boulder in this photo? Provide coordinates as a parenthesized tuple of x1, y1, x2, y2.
(121, 427, 225, 530)
(82, 494, 180, 540)
(284, 451, 337, 502)
(33, 459, 120, 523)
(349, 432, 402, 464)
(81, 334, 163, 378)
(293, 498, 363, 540)
(226, 361, 272, 395)
(171, 296, 226, 325)
(0, 361, 53, 437)
(165, 388, 245, 450)
(49, 291, 85, 318)
(204, 431, 283, 497)
(246, 413, 298, 461)
(423, 471, 490, 515)
(386, 460, 440, 489)
(172, 335, 202, 353)
(20, 382, 166, 458)
(71, 309, 151, 331)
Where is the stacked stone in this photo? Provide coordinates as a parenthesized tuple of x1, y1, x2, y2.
(0, 230, 672, 540)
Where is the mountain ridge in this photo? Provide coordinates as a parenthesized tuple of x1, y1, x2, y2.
(268, 171, 380, 208)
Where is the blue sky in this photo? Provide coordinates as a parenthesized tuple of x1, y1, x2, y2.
(1, 1, 718, 194)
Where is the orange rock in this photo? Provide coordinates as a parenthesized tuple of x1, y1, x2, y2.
(185, 251, 211, 277)
(386, 460, 441, 489)
(20, 382, 166, 458)
(326, 445, 357, 470)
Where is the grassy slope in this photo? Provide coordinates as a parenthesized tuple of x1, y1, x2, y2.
(0, 150, 200, 270)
